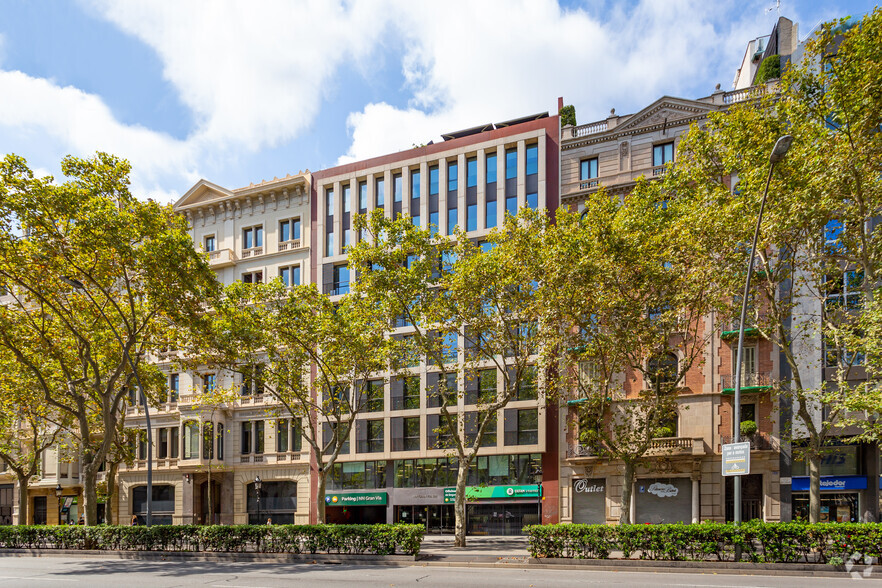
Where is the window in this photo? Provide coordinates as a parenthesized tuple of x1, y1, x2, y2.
(376, 177, 385, 207)
(241, 422, 251, 455)
(411, 170, 421, 198)
(242, 271, 263, 284)
(326, 232, 334, 257)
(332, 265, 349, 295)
(517, 366, 538, 401)
(526, 192, 538, 210)
(241, 364, 264, 396)
(486, 152, 497, 184)
(280, 265, 300, 287)
(465, 411, 497, 447)
(403, 417, 420, 451)
(427, 414, 457, 449)
(280, 218, 301, 244)
(204, 235, 216, 252)
(247, 480, 297, 524)
(429, 166, 439, 195)
(469, 368, 497, 405)
(441, 331, 458, 364)
(467, 204, 477, 231)
(467, 157, 477, 188)
(653, 142, 674, 166)
(504, 408, 538, 445)
(159, 427, 169, 459)
(526, 144, 538, 175)
(393, 174, 402, 202)
(580, 158, 598, 180)
(358, 419, 384, 453)
(169, 374, 179, 403)
(133, 486, 174, 525)
(397, 375, 420, 410)
(343, 185, 351, 213)
(202, 422, 214, 460)
(183, 421, 199, 459)
(243, 226, 263, 250)
(276, 418, 301, 453)
(202, 373, 216, 394)
(447, 208, 458, 235)
(326, 188, 334, 217)
(365, 379, 384, 412)
(448, 161, 458, 192)
(733, 345, 757, 377)
(825, 269, 863, 310)
(323, 422, 350, 455)
(429, 211, 439, 236)
(647, 353, 679, 387)
(254, 421, 264, 454)
(169, 427, 179, 458)
(485, 200, 497, 229)
(358, 181, 368, 210)
(427, 372, 457, 408)
(505, 148, 517, 180)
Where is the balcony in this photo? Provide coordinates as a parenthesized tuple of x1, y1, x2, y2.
(324, 282, 350, 296)
(721, 371, 773, 393)
(569, 120, 608, 138)
(645, 436, 705, 456)
(121, 458, 179, 472)
(207, 248, 236, 268)
(241, 246, 263, 259)
(566, 444, 601, 459)
(720, 433, 775, 451)
(278, 239, 301, 252)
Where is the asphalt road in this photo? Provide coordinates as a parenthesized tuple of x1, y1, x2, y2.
(0, 557, 878, 587)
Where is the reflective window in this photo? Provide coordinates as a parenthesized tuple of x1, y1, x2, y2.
(486, 200, 497, 228)
(467, 157, 477, 188)
(526, 144, 538, 175)
(448, 162, 458, 192)
(580, 158, 598, 180)
(505, 148, 517, 180)
(429, 166, 439, 195)
(486, 152, 497, 184)
(653, 142, 674, 166)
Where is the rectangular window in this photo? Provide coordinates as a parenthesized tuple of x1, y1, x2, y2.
(411, 170, 421, 198)
(412, 215, 421, 227)
(447, 208, 457, 235)
(403, 376, 420, 409)
(343, 185, 351, 213)
(243, 226, 263, 249)
(280, 265, 300, 287)
(343, 228, 351, 250)
(477, 368, 497, 404)
(202, 422, 214, 460)
(580, 158, 598, 180)
(203, 373, 216, 394)
(448, 162, 458, 192)
(517, 409, 538, 445)
(242, 271, 263, 284)
(517, 366, 538, 401)
(376, 177, 385, 207)
(170, 426, 179, 459)
(393, 174, 402, 202)
(280, 220, 290, 243)
(506, 195, 517, 217)
(653, 142, 674, 166)
(466, 203, 477, 231)
(241, 422, 252, 455)
(204, 235, 216, 252)
(159, 428, 169, 459)
(184, 421, 199, 459)
(291, 419, 302, 452)
(333, 265, 349, 295)
(505, 148, 517, 180)
(326, 188, 334, 217)
(366, 420, 384, 453)
(366, 379, 384, 413)
(429, 211, 439, 236)
(526, 144, 538, 175)
(168, 373, 179, 403)
(254, 421, 264, 454)
(486, 152, 497, 183)
(466, 157, 477, 188)
(403, 417, 420, 451)
(326, 232, 334, 257)
(429, 166, 439, 195)
(485, 200, 497, 229)
(526, 192, 538, 210)
(359, 181, 368, 210)
(277, 419, 289, 453)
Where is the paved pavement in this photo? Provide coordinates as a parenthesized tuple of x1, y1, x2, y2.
(0, 556, 878, 587)
(419, 534, 530, 559)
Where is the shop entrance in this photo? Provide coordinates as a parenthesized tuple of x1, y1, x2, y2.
(0, 485, 12, 525)
(395, 504, 454, 534)
(466, 503, 536, 536)
(793, 492, 859, 522)
(326, 505, 386, 524)
(725, 474, 764, 521)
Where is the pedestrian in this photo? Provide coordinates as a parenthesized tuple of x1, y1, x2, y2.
(78, 516, 84, 525)
(266, 517, 272, 525)
(131, 515, 138, 526)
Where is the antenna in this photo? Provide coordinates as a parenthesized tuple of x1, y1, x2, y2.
(766, 0, 780, 16)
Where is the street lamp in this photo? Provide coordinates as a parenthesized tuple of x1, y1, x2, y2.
(55, 484, 63, 525)
(254, 476, 262, 524)
(531, 467, 543, 526)
(61, 276, 154, 527)
(733, 135, 793, 536)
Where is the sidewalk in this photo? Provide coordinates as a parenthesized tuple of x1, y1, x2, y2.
(418, 535, 530, 562)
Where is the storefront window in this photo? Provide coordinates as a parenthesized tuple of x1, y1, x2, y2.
(793, 493, 859, 523)
(792, 444, 860, 476)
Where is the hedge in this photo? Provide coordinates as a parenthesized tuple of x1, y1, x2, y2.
(0, 524, 424, 556)
(525, 522, 882, 564)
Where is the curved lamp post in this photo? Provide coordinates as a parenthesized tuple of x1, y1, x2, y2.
(61, 276, 153, 527)
(733, 135, 792, 541)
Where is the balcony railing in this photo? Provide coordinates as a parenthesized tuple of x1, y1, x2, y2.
(207, 248, 236, 268)
(570, 120, 609, 138)
(722, 86, 766, 105)
(721, 371, 773, 392)
(278, 239, 301, 252)
(241, 246, 264, 258)
(324, 282, 350, 296)
(645, 436, 704, 455)
(566, 444, 600, 459)
(720, 433, 774, 451)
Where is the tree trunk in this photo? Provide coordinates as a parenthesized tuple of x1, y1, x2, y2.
(316, 470, 327, 524)
(16, 473, 29, 525)
(81, 457, 99, 526)
(454, 460, 468, 547)
(619, 461, 635, 525)
(808, 451, 821, 523)
(106, 462, 119, 525)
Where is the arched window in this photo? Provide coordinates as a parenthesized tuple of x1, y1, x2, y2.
(183, 420, 199, 459)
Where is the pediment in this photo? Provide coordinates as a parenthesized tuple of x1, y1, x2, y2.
(173, 180, 235, 210)
(615, 97, 715, 133)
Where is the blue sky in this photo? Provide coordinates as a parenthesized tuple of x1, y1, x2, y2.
(0, 0, 876, 201)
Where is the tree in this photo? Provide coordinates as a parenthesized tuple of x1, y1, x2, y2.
(348, 209, 553, 546)
(544, 188, 729, 524)
(0, 152, 219, 524)
(188, 280, 393, 524)
(668, 9, 882, 521)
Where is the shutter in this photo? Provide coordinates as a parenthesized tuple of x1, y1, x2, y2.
(391, 377, 404, 411)
(503, 409, 518, 446)
(391, 417, 404, 452)
(426, 414, 439, 449)
(355, 420, 367, 454)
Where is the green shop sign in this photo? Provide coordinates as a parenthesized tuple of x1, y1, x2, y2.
(443, 485, 539, 503)
(325, 492, 387, 506)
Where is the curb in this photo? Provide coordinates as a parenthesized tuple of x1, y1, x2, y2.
(0, 549, 418, 564)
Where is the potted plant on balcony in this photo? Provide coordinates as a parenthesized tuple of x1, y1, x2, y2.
(740, 420, 758, 446)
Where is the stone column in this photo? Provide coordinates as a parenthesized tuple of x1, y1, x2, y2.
(692, 479, 700, 523)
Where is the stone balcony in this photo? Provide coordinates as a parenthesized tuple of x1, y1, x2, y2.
(566, 437, 705, 461)
(207, 248, 236, 268)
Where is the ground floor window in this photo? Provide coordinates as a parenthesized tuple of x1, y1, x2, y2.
(33, 495, 47, 525)
(0, 484, 12, 525)
(725, 474, 763, 522)
(247, 480, 297, 524)
(396, 504, 454, 534)
(793, 492, 860, 523)
(466, 503, 538, 536)
(132, 485, 175, 525)
(325, 504, 385, 525)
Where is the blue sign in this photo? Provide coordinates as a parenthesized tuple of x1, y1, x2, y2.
(791, 475, 867, 492)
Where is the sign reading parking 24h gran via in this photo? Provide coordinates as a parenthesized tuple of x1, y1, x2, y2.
(722, 442, 751, 477)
